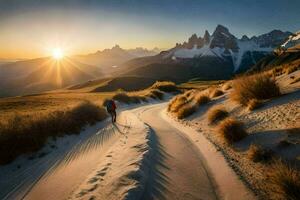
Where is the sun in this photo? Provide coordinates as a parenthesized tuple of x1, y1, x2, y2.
(52, 48, 64, 60)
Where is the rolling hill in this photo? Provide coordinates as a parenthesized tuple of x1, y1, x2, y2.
(0, 57, 103, 97)
(73, 45, 159, 75)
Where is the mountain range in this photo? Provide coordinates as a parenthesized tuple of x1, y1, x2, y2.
(0, 25, 299, 97)
(73, 45, 160, 75)
(117, 25, 293, 80)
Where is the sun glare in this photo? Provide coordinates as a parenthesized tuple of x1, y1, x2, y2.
(52, 48, 64, 60)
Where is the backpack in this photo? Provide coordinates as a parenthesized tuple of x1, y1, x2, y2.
(106, 100, 115, 111)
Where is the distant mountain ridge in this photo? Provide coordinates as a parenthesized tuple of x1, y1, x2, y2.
(73, 45, 160, 75)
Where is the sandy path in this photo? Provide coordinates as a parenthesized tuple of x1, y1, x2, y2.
(132, 104, 219, 200)
(21, 118, 130, 200)
(4, 102, 256, 200)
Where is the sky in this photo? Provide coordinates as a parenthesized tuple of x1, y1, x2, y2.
(0, 0, 299, 59)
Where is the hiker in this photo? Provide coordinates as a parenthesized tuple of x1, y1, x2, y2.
(106, 99, 117, 123)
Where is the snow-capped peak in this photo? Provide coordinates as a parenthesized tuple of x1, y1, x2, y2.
(281, 31, 300, 49)
(166, 25, 292, 71)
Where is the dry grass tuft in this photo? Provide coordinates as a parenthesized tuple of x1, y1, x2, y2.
(112, 92, 145, 104)
(168, 95, 188, 112)
(184, 89, 197, 99)
(285, 65, 300, 75)
(290, 77, 300, 84)
(0, 101, 107, 164)
(216, 118, 247, 144)
(146, 89, 164, 100)
(176, 103, 198, 119)
(267, 160, 300, 200)
(210, 88, 224, 98)
(207, 106, 229, 125)
(272, 66, 285, 76)
(150, 81, 179, 93)
(247, 99, 262, 111)
(231, 73, 280, 106)
(195, 94, 210, 106)
(247, 144, 273, 162)
(222, 82, 232, 91)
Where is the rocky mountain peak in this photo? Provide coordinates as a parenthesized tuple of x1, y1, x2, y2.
(252, 30, 292, 48)
(213, 24, 231, 36)
(210, 24, 238, 52)
(203, 30, 210, 45)
(241, 35, 250, 41)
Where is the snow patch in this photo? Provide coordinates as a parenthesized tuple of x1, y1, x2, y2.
(173, 45, 225, 59)
(281, 31, 300, 49)
(171, 39, 273, 71)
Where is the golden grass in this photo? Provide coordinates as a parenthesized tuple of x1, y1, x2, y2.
(0, 101, 107, 164)
(290, 77, 300, 84)
(150, 81, 179, 93)
(230, 73, 280, 106)
(195, 94, 210, 105)
(216, 118, 247, 144)
(176, 102, 198, 119)
(112, 92, 148, 104)
(222, 82, 232, 91)
(247, 144, 273, 162)
(285, 64, 300, 75)
(247, 99, 262, 111)
(145, 89, 164, 100)
(272, 66, 285, 76)
(168, 95, 188, 113)
(210, 88, 224, 98)
(207, 106, 229, 125)
(267, 160, 300, 200)
(168, 89, 210, 118)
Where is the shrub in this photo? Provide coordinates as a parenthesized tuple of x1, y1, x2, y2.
(195, 94, 210, 106)
(184, 89, 196, 99)
(210, 88, 224, 98)
(112, 92, 144, 104)
(268, 160, 300, 200)
(168, 95, 188, 112)
(285, 65, 300, 75)
(272, 66, 285, 76)
(176, 103, 198, 119)
(231, 73, 281, 106)
(216, 118, 247, 144)
(151, 81, 179, 93)
(112, 92, 132, 104)
(247, 144, 273, 162)
(290, 77, 300, 84)
(0, 101, 107, 164)
(247, 99, 262, 111)
(207, 106, 229, 125)
(222, 82, 232, 91)
(146, 89, 164, 100)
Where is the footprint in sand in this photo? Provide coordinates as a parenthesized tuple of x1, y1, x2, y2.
(76, 190, 87, 198)
(76, 184, 98, 197)
(88, 177, 99, 184)
(100, 166, 109, 171)
(87, 184, 98, 192)
(106, 155, 112, 157)
(96, 171, 106, 177)
(94, 165, 110, 177)
(89, 196, 96, 200)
